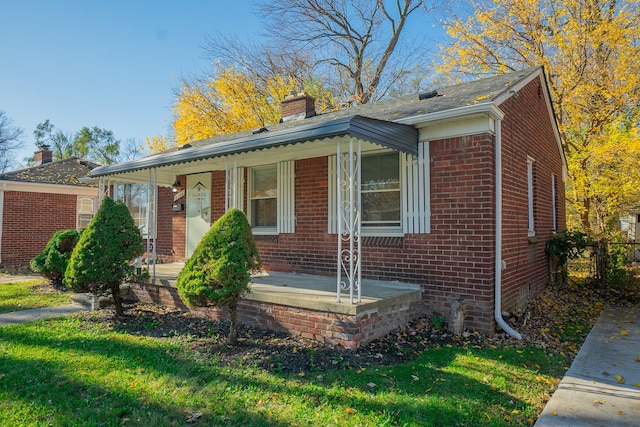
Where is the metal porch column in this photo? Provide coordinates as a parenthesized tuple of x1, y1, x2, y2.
(225, 158, 238, 211)
(336, 138, 362, 304)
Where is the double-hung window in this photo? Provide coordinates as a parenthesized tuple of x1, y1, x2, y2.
(361, 152, 401, 229)
(77, 198, 95, 230)
(247, 161, 295, 234)
(328, 142, 429, 236)
(250, 165, 278, 231)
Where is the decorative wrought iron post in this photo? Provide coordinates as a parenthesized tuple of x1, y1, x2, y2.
(225, 158, 237, 211)
(98, 179, 111, 204)
(336, 138, 362, 304)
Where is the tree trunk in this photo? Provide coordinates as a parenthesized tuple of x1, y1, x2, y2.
(111, 283, 124, 316)
(229, 303, 238, 344)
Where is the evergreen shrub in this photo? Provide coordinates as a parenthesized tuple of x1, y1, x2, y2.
(177, 208, 260, 343)
(65, 197, 144, 315)
(30, 229, 81, 290)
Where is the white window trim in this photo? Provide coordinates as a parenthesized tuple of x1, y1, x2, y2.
(328, 143, 430, 236)
(76, 197, 95, 230)
(527, 156, 535, 237)
(361, 150, 403, 235)
(247, 161, 295, 235)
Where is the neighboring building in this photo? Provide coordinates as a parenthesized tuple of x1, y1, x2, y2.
(0, 147, 99, 266)
(89, 66, 566, 343)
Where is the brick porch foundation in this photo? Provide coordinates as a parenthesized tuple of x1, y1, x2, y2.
(129, 282, 424, 349)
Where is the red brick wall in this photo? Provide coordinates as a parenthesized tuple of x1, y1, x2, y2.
(130, 282, 424, 349)
(148, 76, 566, 335)
(1, 191, 77, 266)
(153, 184, 186, 263)
(500, 78, 567, 313)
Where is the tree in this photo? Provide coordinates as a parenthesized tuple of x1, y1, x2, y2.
(173, 66, 336, 145)
(254, 0, 428, 104)
(32, 120, 122, 164)
(72, 126, 120, 165)
(65, 197, 144, 315)
(176, 209, 261, 343)
(33, 119, 74, 161)
(437, 0, 640, 235)
(30, 229, 81, 290)
(144, 134, 172, 154)
(0, 111, 23, 172)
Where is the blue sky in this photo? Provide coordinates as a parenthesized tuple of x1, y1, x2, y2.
(1, 1, 443, 166)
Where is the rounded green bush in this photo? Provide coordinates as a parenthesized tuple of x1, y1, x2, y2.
(177, 208, 260, 342)
(65, 197, 144, 315)
(30, 229, 81, 290)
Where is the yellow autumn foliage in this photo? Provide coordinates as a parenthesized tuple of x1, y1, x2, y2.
(144, 134, 173, 154)
(438, 0, 640, 234)
(172, 67, 337, 147)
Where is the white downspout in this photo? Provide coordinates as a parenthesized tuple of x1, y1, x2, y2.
(495, 118, 522, 339)
(0, 183, 5, 264)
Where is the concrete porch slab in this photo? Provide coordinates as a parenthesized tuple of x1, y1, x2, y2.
(145, 263, 422, 316)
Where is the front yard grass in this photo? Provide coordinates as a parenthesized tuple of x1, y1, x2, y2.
(0, 279, 70, 314)
(0, 315, 568, 427)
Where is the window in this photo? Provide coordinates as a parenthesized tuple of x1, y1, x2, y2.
(77, 198, 95, 230)
(328, 143, 429, 236)
(361, 152, 401, 228)
(114, 183, 156, 238)
(250, 165, 278, 230)
(527, 157, 535, 236)
(246, 161, 295, 234)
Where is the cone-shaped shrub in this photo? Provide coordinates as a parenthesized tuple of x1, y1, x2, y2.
(177, 208, 261, 343)
(30, 229, 81, 290)
(65, 197, 144, 315)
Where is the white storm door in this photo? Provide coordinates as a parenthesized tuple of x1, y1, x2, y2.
(186, 172, 212, 257)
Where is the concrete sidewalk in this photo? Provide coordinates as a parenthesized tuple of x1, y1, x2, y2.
(536, 306, 640, 426)
(0, 274, 88, 326)
(0, 304, 87, 326)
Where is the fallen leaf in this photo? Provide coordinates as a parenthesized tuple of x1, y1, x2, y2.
(551, 411, 558, 416)
(411, 375, 420, 381)
(345, 408, 357, 415)
(620, 330, 629, 336)
(615, 375, 625, 384)
(618, 411, 625, 415)
(186, 412, 202, 423)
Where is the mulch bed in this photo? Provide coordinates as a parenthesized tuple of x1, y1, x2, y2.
(72, 276, 640, 375)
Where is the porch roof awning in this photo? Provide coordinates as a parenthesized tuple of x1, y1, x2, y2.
(89, 115, 418, 179)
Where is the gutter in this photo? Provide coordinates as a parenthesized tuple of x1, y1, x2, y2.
(494, 118, 522, 339)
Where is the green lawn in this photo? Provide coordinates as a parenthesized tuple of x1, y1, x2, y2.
(0, 279, 71, 314)
(0, 315, 569, 426)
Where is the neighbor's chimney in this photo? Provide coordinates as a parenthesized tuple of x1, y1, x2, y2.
(34, 145, 53, 166)
(281, 91, 316, 122)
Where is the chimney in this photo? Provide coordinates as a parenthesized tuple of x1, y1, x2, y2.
(34, 145, 53, 166)
(281, 92, 316, 122)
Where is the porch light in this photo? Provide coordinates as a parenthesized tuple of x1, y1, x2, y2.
(171, 179, 181, 192)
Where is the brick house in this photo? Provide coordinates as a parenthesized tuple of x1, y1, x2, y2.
(89, 67, 566, 347)
(0, 147, 99, 267)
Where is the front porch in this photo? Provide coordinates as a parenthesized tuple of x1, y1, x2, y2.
(131, 263, 424, 348)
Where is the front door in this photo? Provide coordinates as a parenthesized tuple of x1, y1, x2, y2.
(186, 172, 211, 257)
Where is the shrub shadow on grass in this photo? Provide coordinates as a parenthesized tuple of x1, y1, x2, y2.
(0, 310, 563, 426)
